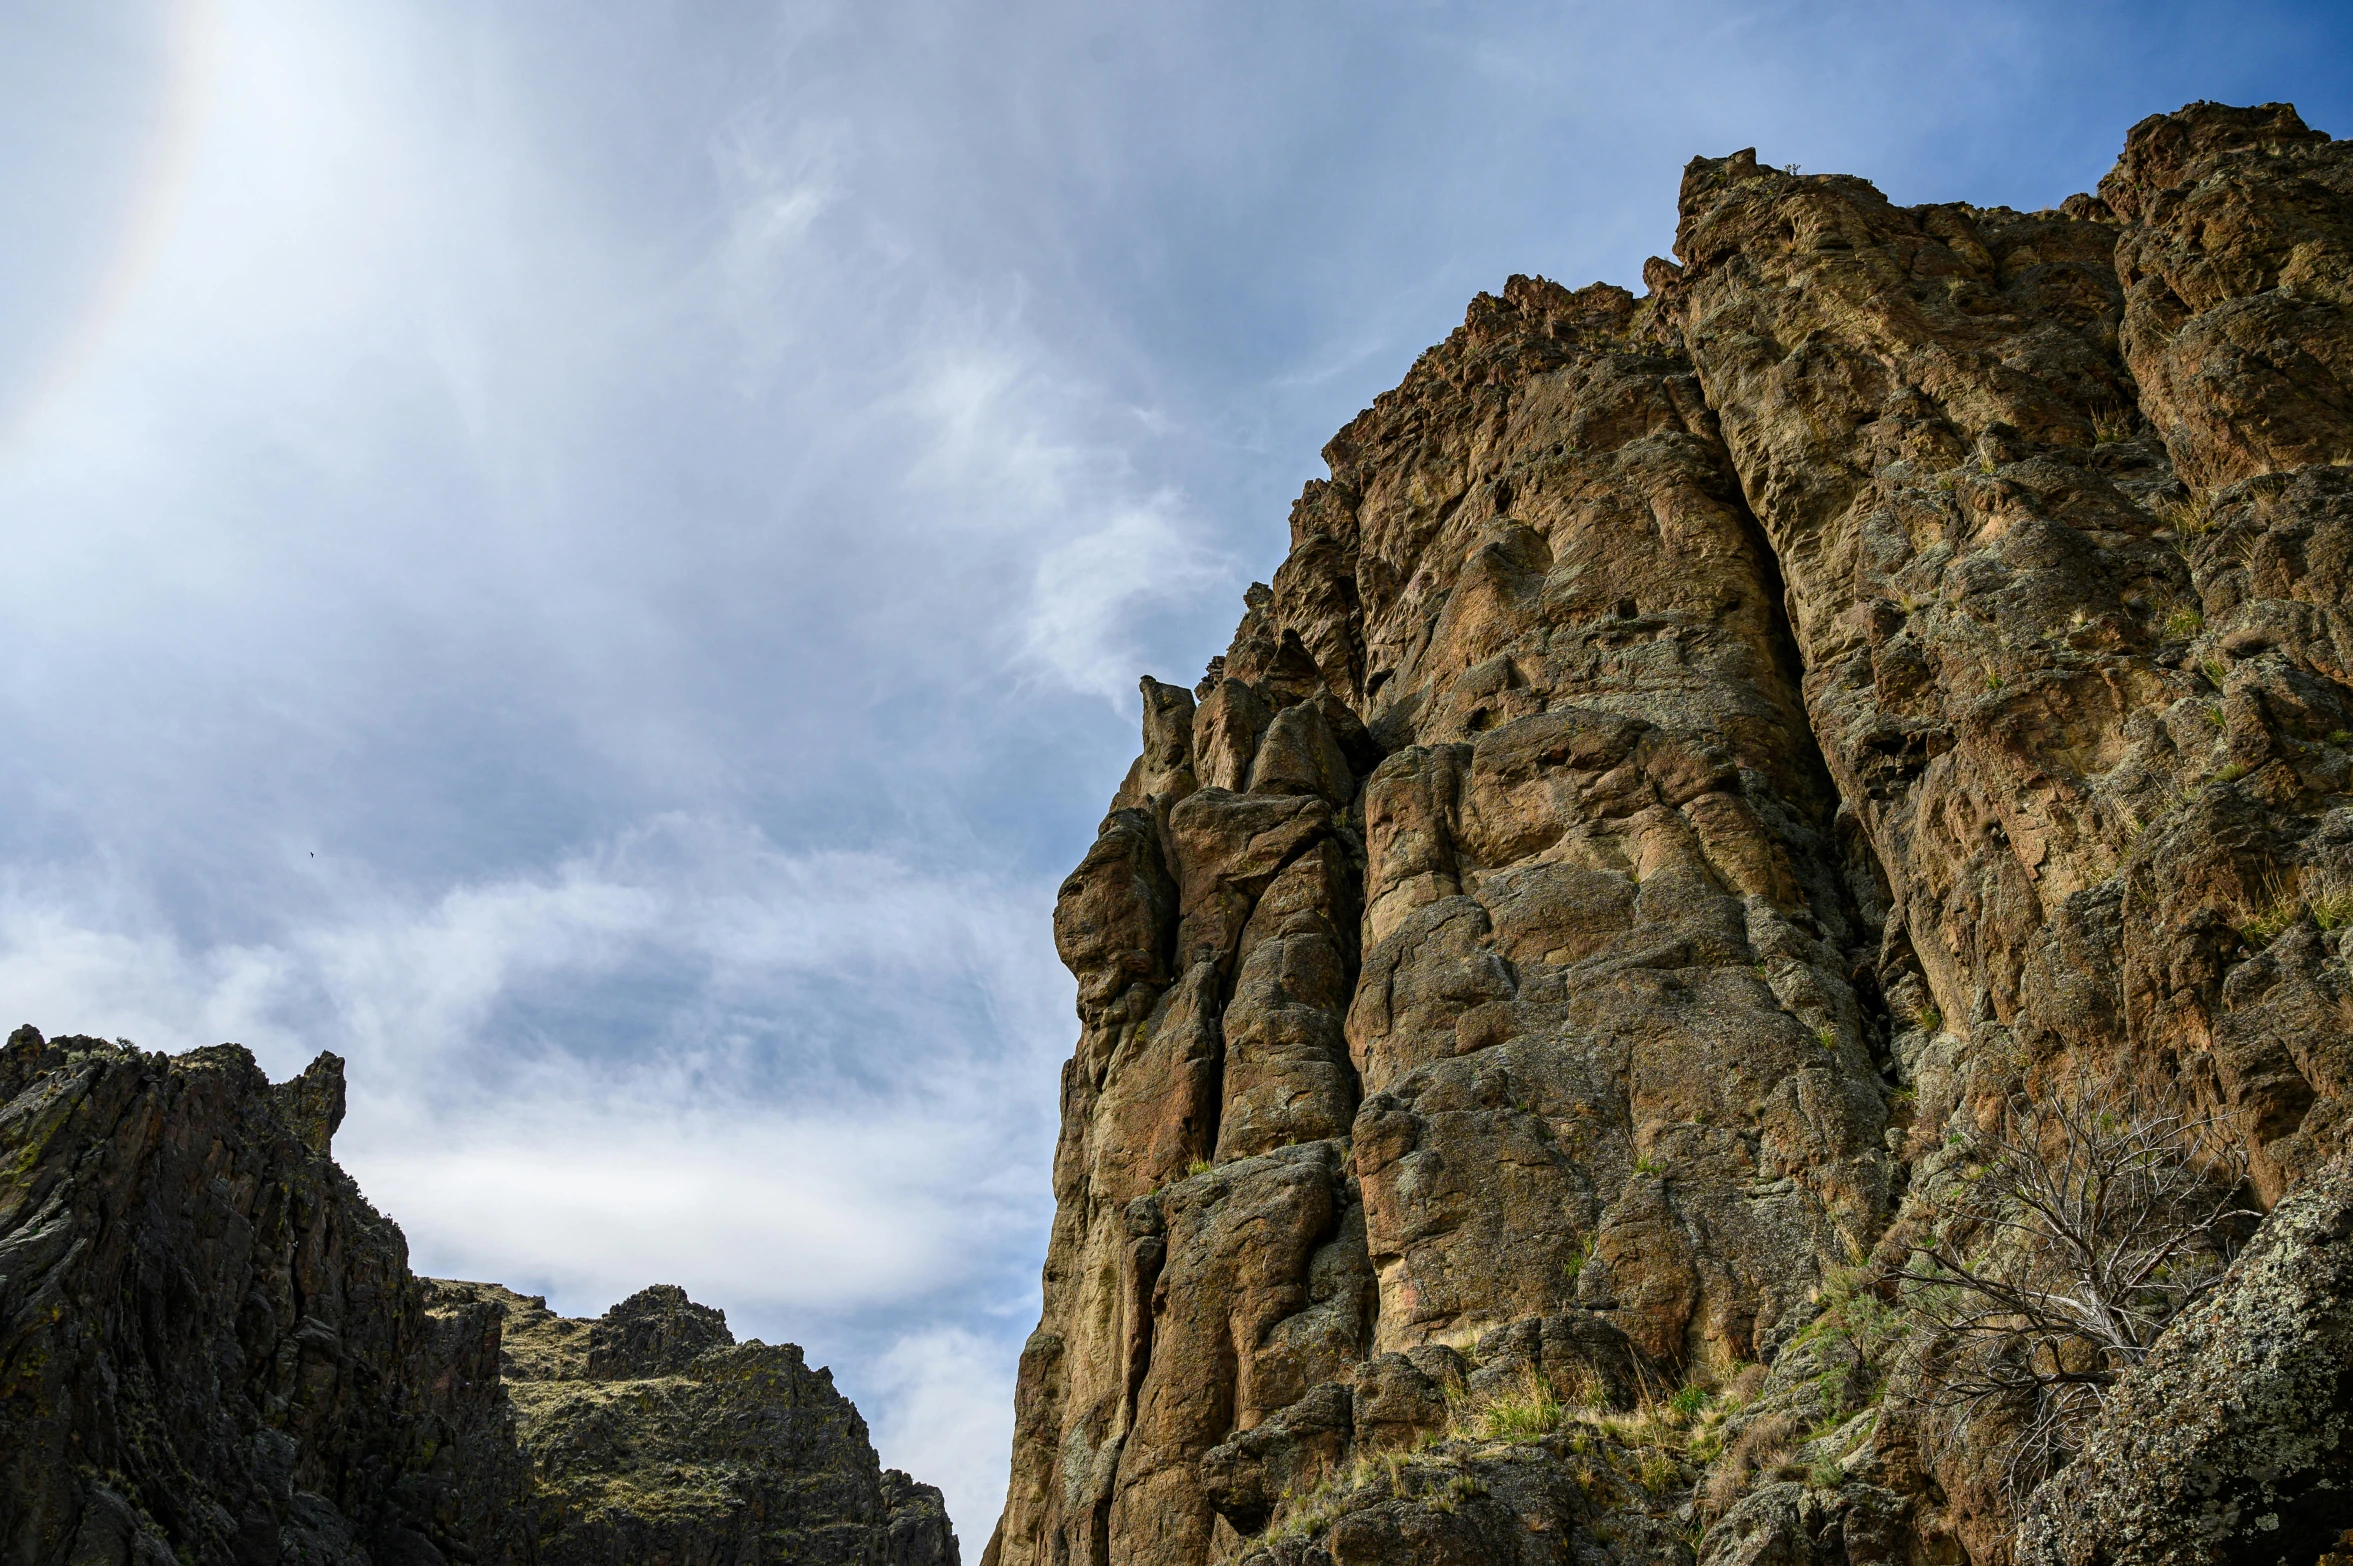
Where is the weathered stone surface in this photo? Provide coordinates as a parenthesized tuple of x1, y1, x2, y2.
(0, 1029, 531, 1566)
(584, 1283, 731, 1379)
(1700, 1481, 1910, 1566)
(992, 100, 2353, 1566)
(2106, 102, 2353, 494)
(0, 1030, 960, 1566)
(883, 1470, 961, 1566)
(448, 1282, 959, 1566)
(2015, 1151, 2353, 1566)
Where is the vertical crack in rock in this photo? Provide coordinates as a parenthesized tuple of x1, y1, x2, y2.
(997, 273, 1895, 1566)
(992, 102, 2353, 1566)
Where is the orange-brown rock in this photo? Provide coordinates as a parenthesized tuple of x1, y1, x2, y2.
(989, 102, 2353, 1566)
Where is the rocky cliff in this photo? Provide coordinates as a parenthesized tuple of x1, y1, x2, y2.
(0, 1028, 958, 1566)
(989, 101, 2353, 1566)
(438, 1280, 960, 1566)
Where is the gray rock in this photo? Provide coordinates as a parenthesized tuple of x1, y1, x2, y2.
(2017, 1153, 2353, 1565)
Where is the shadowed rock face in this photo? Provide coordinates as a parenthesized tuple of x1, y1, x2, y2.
(0, 1029, 531, 1566)
(0, 1031, 959, 1566)
(989, 102, 2353, 1566)
(584, 1284, 732, 1379)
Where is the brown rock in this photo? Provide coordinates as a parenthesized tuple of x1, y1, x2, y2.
(991, 100, 2353, 1566)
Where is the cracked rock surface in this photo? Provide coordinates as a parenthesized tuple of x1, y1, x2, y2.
(0, 1030, 958, 1566)
(440, 1279, 960, 1566)
(987, 101, 2353, 1566)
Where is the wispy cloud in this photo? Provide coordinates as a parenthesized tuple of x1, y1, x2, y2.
(1020, 499, 1226, 697)
(867, 1325, 1022, 1551)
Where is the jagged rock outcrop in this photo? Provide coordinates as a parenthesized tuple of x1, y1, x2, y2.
(0, 1029, 530, 1566)
(0, 1031, 959, 1566)
(990, 101, 2353, 1566)
(438, 1281, 960, 1566)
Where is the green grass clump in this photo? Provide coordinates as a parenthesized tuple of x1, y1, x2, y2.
(1473, 1381, 1566, 1443)
(2240, 882, 2353, 944)
(2088, 402, 2136, 443)
(2166, 608, 2205, 637)
(2240, 906, 2295, 944)
(2157, 493, 2215, 534)
(1186, 1158, 1214, 1177)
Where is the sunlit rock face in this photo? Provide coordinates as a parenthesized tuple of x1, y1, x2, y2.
(442, 1279, 962, 1566)
(989, 102, 2353, 1566)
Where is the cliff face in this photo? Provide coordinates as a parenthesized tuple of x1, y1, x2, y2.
(439, 1281, 960, 1566)
(991, 102, 2353, 1566)
(0, 1031, 958, 1566)
(0, 1030, 532, 1566)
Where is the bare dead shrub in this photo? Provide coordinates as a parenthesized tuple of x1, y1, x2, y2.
(1895, 1072, 2258, 1499)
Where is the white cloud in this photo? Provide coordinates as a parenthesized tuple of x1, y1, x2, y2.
(1020, 499, 1226, 698)
(0, 893, 296, 1058)
(362, 1105, 994, 1311)
(0, 809, 1070, 1302)
(705, 105, 852, 379)
(866, 1325, 1020, 1553)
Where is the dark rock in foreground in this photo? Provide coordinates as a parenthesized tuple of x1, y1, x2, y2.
(0, 1029, 529, 1566)
(2019, 1149, 2353, 1566)
(0, 1028, 957, 1566)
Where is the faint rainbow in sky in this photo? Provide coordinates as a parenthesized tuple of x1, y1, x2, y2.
(0, 0, 223, 460)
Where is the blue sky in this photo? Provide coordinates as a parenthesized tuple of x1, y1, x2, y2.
(4, 0, 2348, 1539)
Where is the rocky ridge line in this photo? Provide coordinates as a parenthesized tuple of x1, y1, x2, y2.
(0, 1028, 959, 1566)
(438, 1279, 960, 1566)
